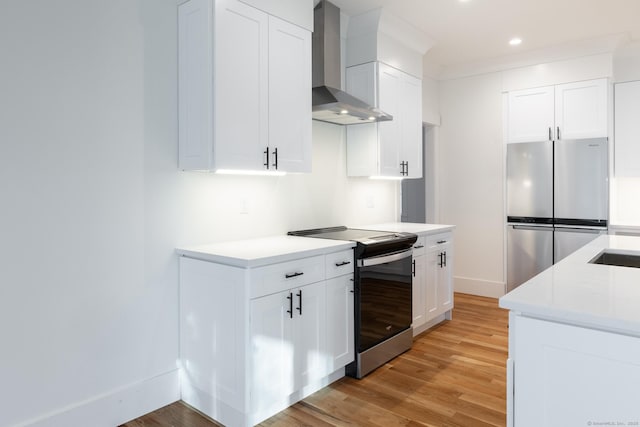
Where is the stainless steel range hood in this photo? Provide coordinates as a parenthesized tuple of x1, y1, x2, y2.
(312, 1, 392, 125)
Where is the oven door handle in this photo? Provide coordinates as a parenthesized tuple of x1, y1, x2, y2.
(357, 249, 413, 267)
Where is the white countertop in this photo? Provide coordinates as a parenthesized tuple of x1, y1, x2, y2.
(355, 222, 455, 235)
(177, 236, 355, 268)
(176, 223, 452, 268)
(500, 235, 640, 336)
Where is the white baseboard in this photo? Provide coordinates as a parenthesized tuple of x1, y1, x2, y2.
(454, 276, 506, 298)
(18, 369, 180, 427)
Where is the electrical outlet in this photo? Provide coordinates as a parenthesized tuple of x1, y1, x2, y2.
(366, 195, 375, 208)
(240, 199, 249, 214)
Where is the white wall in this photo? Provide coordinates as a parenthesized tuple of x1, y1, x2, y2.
(0, 1, 398, 426)
(437, 73, 505, 297)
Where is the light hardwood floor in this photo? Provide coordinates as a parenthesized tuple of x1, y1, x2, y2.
(122, 293, 509, 427)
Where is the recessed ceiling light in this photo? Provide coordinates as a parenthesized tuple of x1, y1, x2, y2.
(509, 38, 522, 46)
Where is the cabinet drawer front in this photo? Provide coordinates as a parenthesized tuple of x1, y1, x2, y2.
(412, 235, 427, 256)
(250, 255, 325, 298)
(325, 249, 355, 279)
(426, 232, 452, 249)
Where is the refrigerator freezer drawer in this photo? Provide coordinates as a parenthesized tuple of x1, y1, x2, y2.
(554, 227, 606, 263)
(507, 225, 553, 292)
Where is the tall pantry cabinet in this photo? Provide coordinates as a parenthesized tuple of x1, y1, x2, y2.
(178, 0, 312, 172)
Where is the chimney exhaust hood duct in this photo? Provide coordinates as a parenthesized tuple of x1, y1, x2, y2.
(312, 0, 392, 125)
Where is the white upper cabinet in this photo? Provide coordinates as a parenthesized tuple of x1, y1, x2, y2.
(268, 16, 312, 173)
(346, 62, 423, 178)
(214, 0, 268, 171)
(555, 79, 608, 140)
(178, 0, 311, 173)
(506, 78, 608, 144)
(507, 86, 554, 143)
(614, 80, 640, 177)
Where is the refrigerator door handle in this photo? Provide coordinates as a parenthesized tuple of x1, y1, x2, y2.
(554, 227, 605, 234)
(511, 225, 553, 231)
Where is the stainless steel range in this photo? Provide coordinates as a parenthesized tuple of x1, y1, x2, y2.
(289, 226, 417, 378)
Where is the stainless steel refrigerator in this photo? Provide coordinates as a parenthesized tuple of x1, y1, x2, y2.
(506, 138, 608, 291)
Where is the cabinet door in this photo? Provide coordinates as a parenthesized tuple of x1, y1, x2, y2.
(426, 233, 454, 320)
(437, 241, 453, 312)
(345, 62, 377, 107)
(614, 80, 640, 176)
(512, 316, 640, 427)
(268, 15, 312, 173)
(326, 275, 354, 371)
(555, 79, 608, 140)
(378, 63, 403, 177)
(293, 281, 328, 387)
(425, 247, 438, 319)
(250, 290, 295, 420)
(412, 254, 427, 330)
(214, 0, 269, 170)
(507, 86, 554, 143)
(400, 74, 423, 179)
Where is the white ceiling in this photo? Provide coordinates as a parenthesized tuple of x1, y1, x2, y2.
(325, 0, 640, 70)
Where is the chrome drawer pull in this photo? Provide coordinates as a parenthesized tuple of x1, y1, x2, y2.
(335, 261, 351, 267)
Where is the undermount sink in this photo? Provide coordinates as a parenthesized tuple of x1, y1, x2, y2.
(589, 250, 640, 268)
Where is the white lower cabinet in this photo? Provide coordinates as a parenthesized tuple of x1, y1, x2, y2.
(508, 314, 640, 427)
(180, 248, 355, 427)
(250, 280, 326, 423)
(326, 274, 355, 371)
(412, 231, 454, 336)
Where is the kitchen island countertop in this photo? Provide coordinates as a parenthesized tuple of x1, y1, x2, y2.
(500, 234, 640, 336)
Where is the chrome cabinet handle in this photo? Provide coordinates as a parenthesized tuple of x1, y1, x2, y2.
(335, 260, 351, 267)
(548, 127, 552, 141)
(296, 290, 302, 315)
(272, 147, 278, 170)
(264, 147, 269, 169)
(437, 240, 447, 244)
(557, 126, 561, 140)
(414, 244, 424, 249)
(285, 272, 304, 279)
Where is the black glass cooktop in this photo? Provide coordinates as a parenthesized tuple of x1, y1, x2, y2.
(289, 227, 397, 242)
(288, 226, 417, 257)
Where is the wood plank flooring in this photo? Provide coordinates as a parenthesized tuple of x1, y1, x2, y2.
(121, 293, 509, 427)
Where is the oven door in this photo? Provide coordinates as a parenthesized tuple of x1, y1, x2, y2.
(356, 249, 413, 353)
